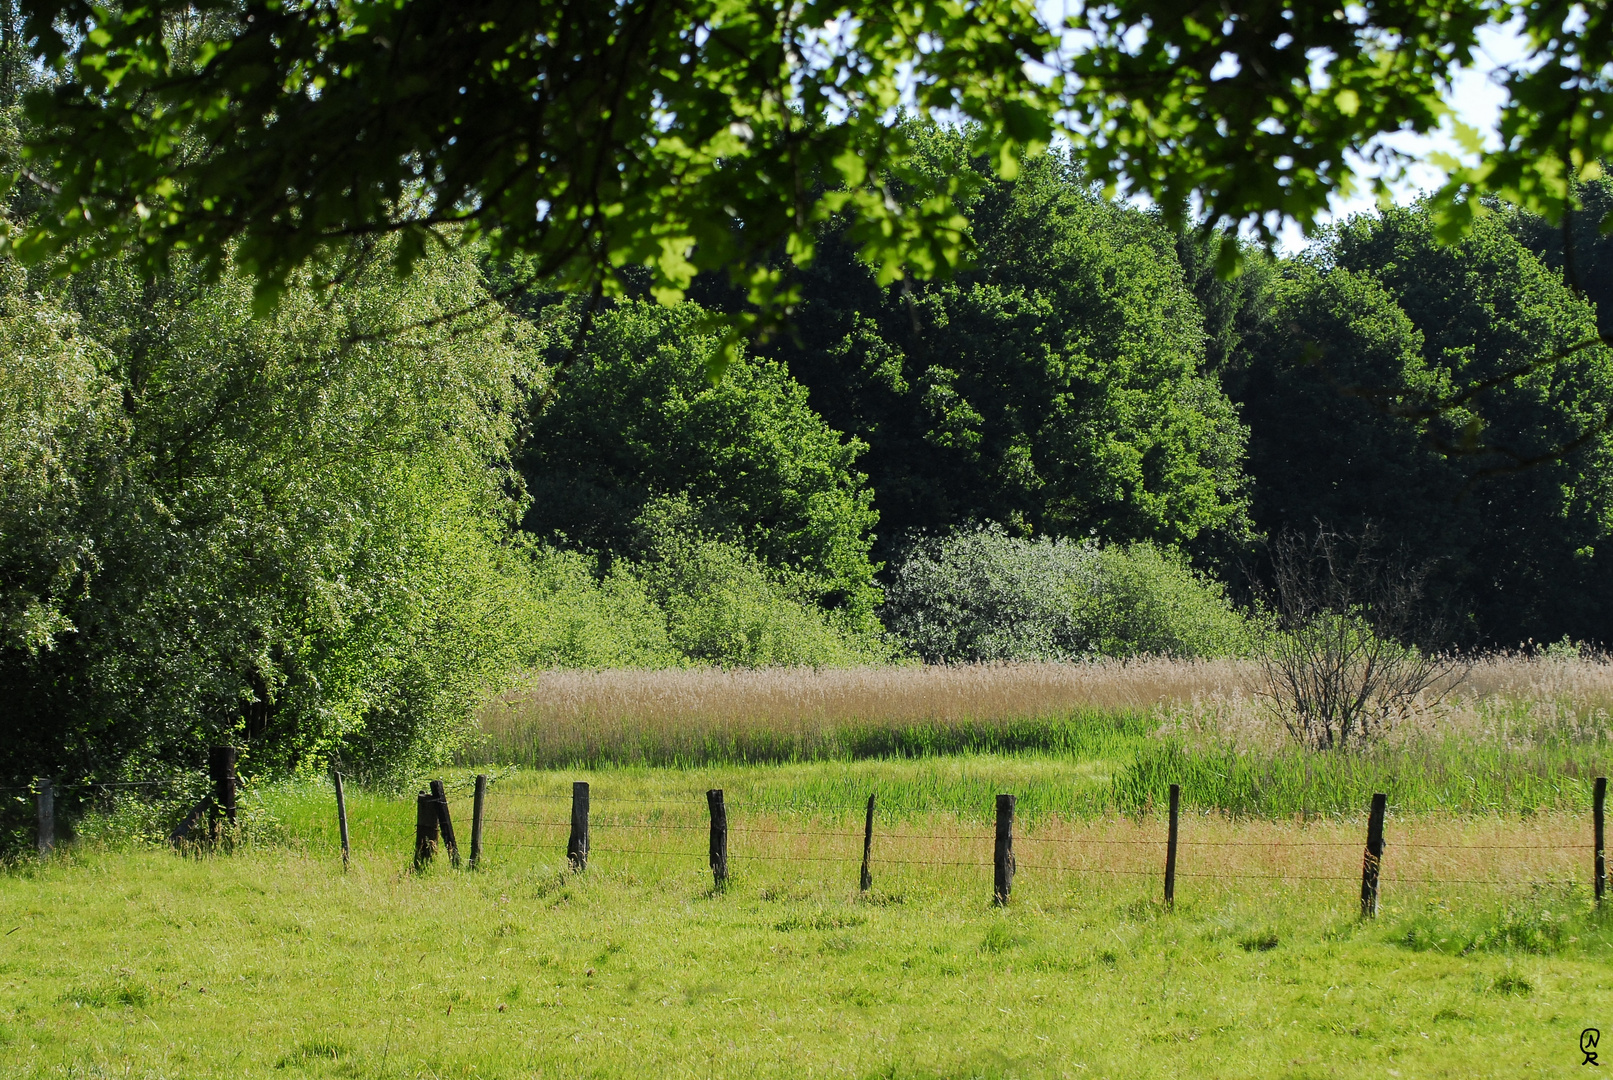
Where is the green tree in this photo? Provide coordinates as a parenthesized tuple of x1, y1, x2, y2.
(0, 241, 546, 784)
(1507, 175, 1613, 341)
(761, 131, 1249, 559)
(8, 0, 1602, 318)
(1231, 206, 1613, 644)
(521, 300, 883, 624)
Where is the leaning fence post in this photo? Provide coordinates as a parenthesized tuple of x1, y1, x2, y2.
(1595, 777, 1607, 906)
(1360, 792, 1387, 919)
(414, 792, 439, 870)
(567, 781, 590, 871)
(1164, 782, 1180, 908)
(470, 774, 487, 870)
(707, 789, 728, 890)
(993, 794, 1015, 906)
(332, 770, 350, 871)
(209, 745, 237, 837)
(429, 780, 460, 868)
(36, 778, 54, 856)
(859, 794, 875, 892)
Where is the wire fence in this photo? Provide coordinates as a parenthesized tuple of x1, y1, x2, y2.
(438, 777, 1600, 900)
(13, 758, 1602, 903)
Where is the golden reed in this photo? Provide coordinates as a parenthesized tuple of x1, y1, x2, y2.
(478, 655, 1612, 763)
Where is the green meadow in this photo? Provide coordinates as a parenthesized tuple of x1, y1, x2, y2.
(3, 764, 1611, 1079)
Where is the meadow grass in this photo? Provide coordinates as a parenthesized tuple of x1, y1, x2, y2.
(470, 657, 1613, 819)
(3, 773, 1610, 1080)
(8, 658, 1612, 1077)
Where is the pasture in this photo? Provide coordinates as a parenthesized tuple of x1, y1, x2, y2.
(5, 658, 1613, 1078)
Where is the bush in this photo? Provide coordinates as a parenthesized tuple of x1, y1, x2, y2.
(883, 524, 1248, 662)
(631, 498, 892, 667)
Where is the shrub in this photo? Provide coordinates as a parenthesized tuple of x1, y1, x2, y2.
(883, 524, 1248, 662)
(631, 497, 892, 667)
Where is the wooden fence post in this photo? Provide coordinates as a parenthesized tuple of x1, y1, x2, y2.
(333, 770, 350, 871)
(470, 774, 487, 870)
(993, 794, 1015, 906)
(1595, 776, 1607, 906)
(1360, 792, 1387, 919)
(36, 778, 53, 856)
(330, 770, 350, 870)
(859, 794, 875, 892)
(1164, 782, 1180, 908)
(414, 792, 439, 870)
(707, 789, 728, 890)
(567, 781, 590, 871)
(209, 745, 237, 837)
(429, 780, 460, 868)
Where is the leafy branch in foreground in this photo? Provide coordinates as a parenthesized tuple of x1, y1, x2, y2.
(6, 0, 1608, 322)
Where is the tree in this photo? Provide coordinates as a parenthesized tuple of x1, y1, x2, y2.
(0, 240, 546, 785)
(6, 0, 1606, 316)
(1231, 206, 1613, 644)
(1507, 175, 1613, 341)
(1256, 526, 1464, 751)
(519, 300, 883, 624)
(758, 130, 1249, 561)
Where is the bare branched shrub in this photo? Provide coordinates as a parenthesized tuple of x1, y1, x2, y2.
(1256, 526, 1467, 750)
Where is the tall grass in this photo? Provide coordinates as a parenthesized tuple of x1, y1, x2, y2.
(470, 656, 1613, 818)
(473, 660, 1247, 767)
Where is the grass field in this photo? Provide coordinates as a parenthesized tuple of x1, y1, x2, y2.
(5, 764, 1613, 1079)
(6, 657, 1613, 1078)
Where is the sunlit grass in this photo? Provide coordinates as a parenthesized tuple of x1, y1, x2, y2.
(3, 818, 1609, 1079)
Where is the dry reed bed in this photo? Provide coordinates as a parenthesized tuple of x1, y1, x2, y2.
(480, 657, 1613, 758)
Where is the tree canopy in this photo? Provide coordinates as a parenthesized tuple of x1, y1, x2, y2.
(6, 1, 1612, 315)
(1229, 205, 1613, 644)
(520, 300, 883, 623)
(755, 130, 1249, 560)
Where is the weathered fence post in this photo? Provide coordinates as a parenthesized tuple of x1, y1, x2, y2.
(470, 774, 487, 870)
(1164, 782, 1180, 908)
(859, 794, 875, 892)
(1596, 776, 1607, 906)
(993, 794, 1015, 906)
(429, 780, 460, 867)
(332, 770, 350, 871)
(707, 789, 728, 890)
(567, 781, 590, 871)
(209, 745, 237, 837)
(1360, 792, 1387, 919)
(36, 778, 53, 856)
(414, 792, 439, 870)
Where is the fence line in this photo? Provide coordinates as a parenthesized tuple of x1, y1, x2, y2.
(445, 773, 1605, 909)
(18, 751, 1604, 912)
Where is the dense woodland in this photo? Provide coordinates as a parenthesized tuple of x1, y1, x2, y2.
(4, 119, 1612, 785)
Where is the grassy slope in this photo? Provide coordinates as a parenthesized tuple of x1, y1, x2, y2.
(3, 775, 1611, 1079)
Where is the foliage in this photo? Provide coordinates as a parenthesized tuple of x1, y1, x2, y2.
(0, 241, 543, 785)
(520, 300, 881, 622)
(1506, 175, 1613, 342)
(9, 0, 1060, 319)
(16, 0, 1609, 312)
(882, 524, 1249, 663)
(0, 266, 121, 659)
(629, 497, 892, 668)
(1228, 204, 1613, 645)
(764, 131, 1250, 561)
